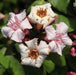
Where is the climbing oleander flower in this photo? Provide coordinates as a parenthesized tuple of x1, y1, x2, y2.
(19, 38, 50, 68)
(28, 3, 58, 29)
(1, 10, 32, 42)
(45, 22, 73, 55)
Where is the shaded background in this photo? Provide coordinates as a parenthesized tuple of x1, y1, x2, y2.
(0, 0, 76, 75)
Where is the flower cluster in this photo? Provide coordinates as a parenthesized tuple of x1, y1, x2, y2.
(1, 3, 73, 68)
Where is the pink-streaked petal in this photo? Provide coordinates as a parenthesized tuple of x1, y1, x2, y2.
(7, 12, 16, 26)
(35, 55, 46, 68)
(11, 29, 25, 42)
(62, 34, 73, 45)
(55, 22, 68, 34)
(45, 25, 56, 40)
(55, 44, 65, 56)
(9, 12, 15, 21)
(49, 41, 65, 56)
(9, 12, 15, 17)
(25, 38, 38, 49)
(49, 41, 56, 50)
(21, 57, 31, 65)
(20, 18, 32, 30)
(16, 9, 26, 21)
(19, 44, 29, 58)
(1, 27, 14, 38)
(37, 41, 50, 55)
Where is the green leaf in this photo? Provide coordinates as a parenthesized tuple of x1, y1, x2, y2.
(9, 0, 17, 4)
(50, 66, 68, 75)
(54, 13, 76, 31)
(59, 56, 66, 66)
(66, 55, 76, 71)
(0, 3, 3, 11)
(0, 51, 9, 69)
(54, 14, 74, 32)
(0, 65, 5, 75)
(27, 0, 47, 14)
(48, 0, 74, 16)
(43, 60, 55, 73)
(0, 44, 5, 48)
(8, 56, 25, 75)
(24, 66, 43, 75)
(43, 66, 47, 75)
(68, 17, 76, 30)
(15, 43, 19, 52)
(48, 0, 69, 13)
(63, 46, 71, 56)
(47, 53, 66, 67)
(0, 47, 7, 55)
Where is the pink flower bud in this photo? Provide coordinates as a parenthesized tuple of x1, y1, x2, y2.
(70, 47, 76, 56)
(67, 71, 76, 75)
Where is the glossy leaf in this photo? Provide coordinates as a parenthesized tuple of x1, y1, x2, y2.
(66, 55, 76, 71)
(68, 17, 76, 30)
(15, 43, 19, 52)
(50, 66, 68, 75)
(10, 0, 17, 4)
(8, 56, 25, 75)
(63, 46, 71, 56)
(43, 60, 55, 73)
(47, 53, 66, 67)
(0, 3, 3, 11)
(54, 14, 74, 32)
(0, 47, 7, 55)
(48, 0, 75, 16)
(0, 65, 5, 75)
(0, 51, 9, 69)
(24, 66, 43, 75)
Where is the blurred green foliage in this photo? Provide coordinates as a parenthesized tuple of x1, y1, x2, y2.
(0, 0, 76, 75)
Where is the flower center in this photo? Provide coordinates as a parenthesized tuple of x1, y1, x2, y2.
(9, 22, 20, 31)
(8, 16, 21, 31)
(28, 49, 39, 59)
(37, 8, 47, 18)
(54, 34, 64, 45)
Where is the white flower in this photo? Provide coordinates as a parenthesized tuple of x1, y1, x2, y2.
(1, 10, 32, 42)
(19, 38, 50, 68)
(45, 22, 73, 56)
(28, 3, 58, 28)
